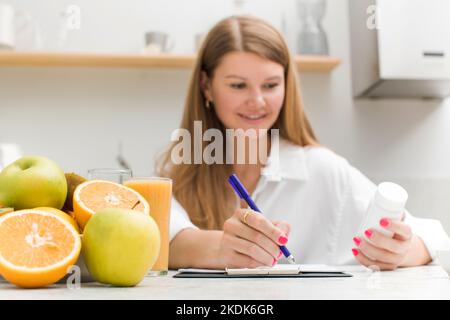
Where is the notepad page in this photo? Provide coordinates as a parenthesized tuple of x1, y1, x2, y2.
(177, 268, 225, 273)
(226, 264, 301, 275)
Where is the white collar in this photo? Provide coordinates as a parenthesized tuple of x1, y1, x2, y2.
(261, 138, 309, 182)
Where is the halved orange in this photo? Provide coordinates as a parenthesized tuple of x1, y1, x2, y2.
(73, 180, 150, 230)
(34, 207, 80, 233)
(0, 209, 81, 288)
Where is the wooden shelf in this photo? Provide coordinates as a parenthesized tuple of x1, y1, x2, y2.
(295, 55, 341, 73)
(0, 52, 341, 73)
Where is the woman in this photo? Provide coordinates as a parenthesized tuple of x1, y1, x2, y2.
(158, 15, 448, 270)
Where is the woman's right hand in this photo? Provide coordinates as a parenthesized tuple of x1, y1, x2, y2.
(219, 208, 291, 268)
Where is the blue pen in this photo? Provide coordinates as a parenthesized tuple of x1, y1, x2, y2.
(228, 173, 296, 264)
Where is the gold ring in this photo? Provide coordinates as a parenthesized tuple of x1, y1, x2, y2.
(242, 210, 253, 225)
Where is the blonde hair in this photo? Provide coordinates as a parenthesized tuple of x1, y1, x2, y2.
(157, 15, 318, 230)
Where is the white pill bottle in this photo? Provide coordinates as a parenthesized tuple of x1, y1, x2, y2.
(358, 182, 408, 238)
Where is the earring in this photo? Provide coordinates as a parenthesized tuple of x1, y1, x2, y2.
(205, 99, 211, 109)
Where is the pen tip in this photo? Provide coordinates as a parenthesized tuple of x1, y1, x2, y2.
(287, 256, 296, 264)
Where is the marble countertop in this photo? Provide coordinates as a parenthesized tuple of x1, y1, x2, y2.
(1, 265, 450, 300)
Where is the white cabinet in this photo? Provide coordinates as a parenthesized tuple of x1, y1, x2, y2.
(349, 0, 450, 98)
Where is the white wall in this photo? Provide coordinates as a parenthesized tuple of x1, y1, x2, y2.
(1, 0, 450, 230)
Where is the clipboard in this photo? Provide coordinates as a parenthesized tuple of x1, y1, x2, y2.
(173, 264, 353, 278)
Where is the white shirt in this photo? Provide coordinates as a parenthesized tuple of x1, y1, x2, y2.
(169, 138, 449, 265)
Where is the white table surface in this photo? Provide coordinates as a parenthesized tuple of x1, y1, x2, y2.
(1, 265, 450, 300)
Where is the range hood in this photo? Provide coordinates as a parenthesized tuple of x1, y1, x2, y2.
(349, 0, 450, 98)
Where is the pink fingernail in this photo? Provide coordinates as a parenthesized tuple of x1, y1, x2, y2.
(272, 258, 277, 266)
(365, 229, 373, 238)
(352, 248, 359, 256)
(278, 235, 288, 245)
(277, 251, 283, 259)
(380, 218, 390, 228)
(353, 236, 361, 246)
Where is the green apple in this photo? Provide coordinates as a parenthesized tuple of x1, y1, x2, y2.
(82, 208, 161, 287)
(0, 156, 67, 210)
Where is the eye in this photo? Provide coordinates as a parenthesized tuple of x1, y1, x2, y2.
(263, 83, 279, 89)
(230, 83, 246, 89)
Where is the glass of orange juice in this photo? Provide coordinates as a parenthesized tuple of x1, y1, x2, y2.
(124, 176, 172, 276)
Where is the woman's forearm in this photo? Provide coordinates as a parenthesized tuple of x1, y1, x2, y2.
(400, 235, 432, 267)
(169, 230, 432, 269)
(169, 228, 224, 269)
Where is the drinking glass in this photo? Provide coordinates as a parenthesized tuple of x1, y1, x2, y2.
(87, 168, 132, 184)
(124, 177, 172, 276)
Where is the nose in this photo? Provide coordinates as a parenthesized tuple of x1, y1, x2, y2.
(245, 88, 266, 108)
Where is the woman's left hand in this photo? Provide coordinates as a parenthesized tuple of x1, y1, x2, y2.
(352, 216, 413, 271)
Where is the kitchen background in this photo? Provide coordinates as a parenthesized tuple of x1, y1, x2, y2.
(1, 0, 450, 230)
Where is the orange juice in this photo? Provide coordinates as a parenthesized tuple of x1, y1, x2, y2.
(124, 177, 172, 275)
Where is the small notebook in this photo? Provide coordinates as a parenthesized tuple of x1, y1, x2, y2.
(174, 264, 352, 278)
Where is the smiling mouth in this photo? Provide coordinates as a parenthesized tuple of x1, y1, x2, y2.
(238, 113, 268, 121)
